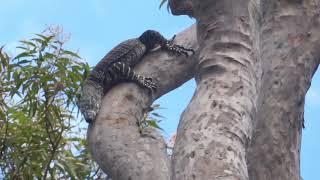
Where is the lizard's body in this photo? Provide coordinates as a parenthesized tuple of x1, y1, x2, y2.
(78, 30, 193, 123)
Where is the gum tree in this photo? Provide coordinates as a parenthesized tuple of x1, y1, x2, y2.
(87, 0, 320, 179)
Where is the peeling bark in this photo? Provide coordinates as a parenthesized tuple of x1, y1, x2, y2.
(87, 25, 198, 180)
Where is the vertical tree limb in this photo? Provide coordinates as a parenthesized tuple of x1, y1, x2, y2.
(247, 1, 320, 179)
(170, 0, 258, 179)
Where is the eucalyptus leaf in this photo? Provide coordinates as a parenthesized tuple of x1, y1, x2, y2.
(147, 120, 164, 131)
(62, 50, 81, 58)
(20, 40, 36, 47)
(14, 51, 36, 60)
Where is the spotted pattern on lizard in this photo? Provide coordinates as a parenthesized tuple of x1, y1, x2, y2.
(78, 30, 194, 123)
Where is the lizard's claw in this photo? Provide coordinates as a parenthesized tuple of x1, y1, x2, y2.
(143, 77, 157, 90)
(137, 76, 157, 91)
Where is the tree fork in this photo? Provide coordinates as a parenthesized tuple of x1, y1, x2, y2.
(87, 0, 320, 179)
(87, 26, 198, 180)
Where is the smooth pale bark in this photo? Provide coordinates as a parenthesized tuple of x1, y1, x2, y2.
(88, 0, 320, 179)
(247, 1, 320, 180)
(169, 0, 320, 180)
(170, 0, 258, 179)
(87, 25, 198, 180)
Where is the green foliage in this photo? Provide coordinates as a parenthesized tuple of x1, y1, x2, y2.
(138, 104, 165, 134)
(0, 27, 165, 179)
(0, 28, 104, 179)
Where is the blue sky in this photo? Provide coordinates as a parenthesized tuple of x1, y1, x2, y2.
(1, 0, 319, 179)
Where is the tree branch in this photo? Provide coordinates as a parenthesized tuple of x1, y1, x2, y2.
(87, 25, 198, 180)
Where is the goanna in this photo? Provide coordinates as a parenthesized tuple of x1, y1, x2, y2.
(78, 30, 194, 123)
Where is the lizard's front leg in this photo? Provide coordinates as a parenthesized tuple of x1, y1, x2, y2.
(139, 30, 194, 57)
(162, 35, 195, 57)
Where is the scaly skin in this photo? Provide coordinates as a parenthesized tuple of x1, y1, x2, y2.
(78, 30, 194, 123)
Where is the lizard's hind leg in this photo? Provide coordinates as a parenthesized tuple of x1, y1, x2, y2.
(108, 62, 157, 91)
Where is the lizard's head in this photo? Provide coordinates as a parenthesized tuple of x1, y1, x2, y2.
(139, 30, 165, 50)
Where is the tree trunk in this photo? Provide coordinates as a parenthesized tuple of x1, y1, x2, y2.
(171, 0, 258, 179)
(87, 0, 320, 179)
(247, 1, 320, 180)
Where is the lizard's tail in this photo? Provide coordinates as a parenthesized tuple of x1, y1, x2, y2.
(77, 80, 104, 123)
